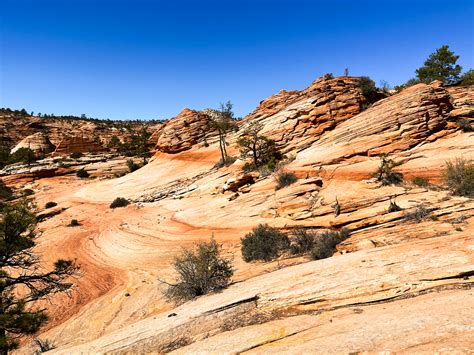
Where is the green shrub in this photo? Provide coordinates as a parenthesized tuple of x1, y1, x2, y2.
(372, 154, 403, 185)
(10, 147, 37, 165)
(310, 228, 351, 261)
(163, 239, 233, 303)
(110, 197, 129, 209)
(45, 201, 57, 209)
(457, 119, 473, 132)
(70, 152, 83, 159)
(241, 224, 290, 262)
(275, 171, 298, 190)
(0, 180, 12, 200)
(443, 158, 474, 197)
(126, 159, 140, 172)
(22, 189, 34, 196)
(459, 69, 474, 86)
(68, 219, 80, 227)
(412, 176, 429, 187)
(290, 227, 318, 255)
(76, 168, 90, 178)
(358, 76, 377, 99)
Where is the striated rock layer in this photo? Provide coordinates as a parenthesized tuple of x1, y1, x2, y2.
(10, 132, 56, 156)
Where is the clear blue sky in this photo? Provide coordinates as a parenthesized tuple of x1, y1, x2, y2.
(1, 0, 473, 120)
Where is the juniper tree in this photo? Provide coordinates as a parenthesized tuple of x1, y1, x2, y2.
(0, 200, 78, 354)
(205, 101, 237, 164)
(416, 45, 462, 84)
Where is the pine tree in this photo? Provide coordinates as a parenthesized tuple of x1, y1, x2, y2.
(0, 200, 78, 353)
(416, 45, 462, 84)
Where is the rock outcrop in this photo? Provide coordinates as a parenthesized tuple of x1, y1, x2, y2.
(242, 76, 382, 153)
(155, 108, 211, 153)
(53, 135, 108, 156)
(10, 132, 56, 156)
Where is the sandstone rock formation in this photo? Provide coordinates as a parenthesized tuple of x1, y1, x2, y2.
(53, 135, 108, 155)
(10, 132, 56, 156)
(241, 76, 383, 153)
(155, 108, 211, 153)
(3, 76, 472, 354)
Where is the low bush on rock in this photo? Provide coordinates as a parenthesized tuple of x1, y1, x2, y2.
(372, 154, 403, 185)
(241, 224, 290, 262)
(34, 338, 56, 354)
(275, 171, 298, 190)
(412, 176, 429, 188)
(213, 156, 236, 169)
(70, 152, 83, 159)
(0, 180, 12, 201)
(126, 159, 140, 172)
(76, 168, 90, 178)
(45, 201, 57, 209)
(110, 197, 129, 209)
(309, 228, 351, 261)
(404, 204, 430, 222)
(68, 219, 80, 227)
(457, 119, 473, 132)
(163, 239, 233, 303)
(443, 158, 474, 197)
(290, 227, 318, 255)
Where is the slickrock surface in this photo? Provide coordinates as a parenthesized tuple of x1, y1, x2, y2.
(5, 77, 473, 354)
(10, 132, 56, 155)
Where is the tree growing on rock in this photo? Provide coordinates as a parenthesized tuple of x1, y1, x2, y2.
(237, 122, 281, 171)
(415, 45, 462, 84)
(205, 101, 237, 165)
(0, 200, 79, 353)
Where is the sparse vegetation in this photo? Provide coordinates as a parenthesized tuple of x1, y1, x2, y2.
(9, 147, 37, 165)
(76, 168, 90, 178)
(0, 180, 12, 201)
(241, 224, 290, 262)
(309, 228, 350, 261)
(459, 69, 474, 86)
(238, 122, 282, 172)
(404, 204, 430, 222)
(163, 239, 233, 303)
(275, 171, 298, 190)
(213, 155, 236, 169)
(289, 227, 318, 255)
(358, 76, 377, 99)
(443, 158, 474, 197)
(372, 154, 403, 185)
(126, 159, 140, 172)
(206, 101, 238, 164)
(68, 219, 80, 227)
(457, 119, 473, 132)
(23, 188, 35, 196)
(45, 201, 57, 209)
(70, 152, 83, 159)
(412, 176, 429, 188)
(0, 200, 78, 352)
(387, 199, 402, 213)
(34, 338, 57, 354)
(110, 197, 130, 209)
